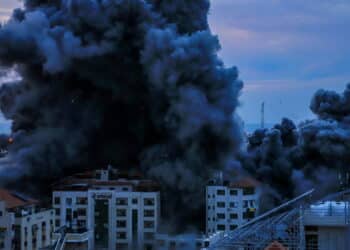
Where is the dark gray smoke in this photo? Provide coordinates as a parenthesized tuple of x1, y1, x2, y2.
(0, 0, 243, 231)
(241, 84, 350, 208)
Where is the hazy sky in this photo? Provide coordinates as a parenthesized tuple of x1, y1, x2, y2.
(1, 0, 350, 124)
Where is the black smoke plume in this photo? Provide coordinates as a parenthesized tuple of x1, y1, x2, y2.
(0, 0, 243, 231)
(241, 84, 350, 209)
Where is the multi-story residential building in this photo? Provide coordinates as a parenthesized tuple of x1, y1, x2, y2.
(0, 189, 54, 250)
(154, 232, 223, 250)
(206, 177, 261, 235)
(0, 200, 13, 250)
(52, 167, 160, 250)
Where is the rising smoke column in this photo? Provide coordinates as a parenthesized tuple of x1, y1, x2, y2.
(241, 85, 350, 208)
(0, 0, 243, 231)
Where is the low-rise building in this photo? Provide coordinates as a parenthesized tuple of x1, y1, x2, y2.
(206, 176, 261, 235)
(0, 189, 54, 250)
(52, 167, 160, 250)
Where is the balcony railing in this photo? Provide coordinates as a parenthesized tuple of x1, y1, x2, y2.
(304, 201, 350, 226)
(65, 231, 90, 242)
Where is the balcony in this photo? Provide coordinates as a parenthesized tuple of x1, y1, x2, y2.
(65, 231, 90, 243)
(53, 228, 91, 244)
(304, 201, 350, 226)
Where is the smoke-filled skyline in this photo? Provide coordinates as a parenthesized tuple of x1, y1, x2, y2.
(1, 0, 350, 124)
(0, 0, 243, 232)
(0, 0, 350, 235)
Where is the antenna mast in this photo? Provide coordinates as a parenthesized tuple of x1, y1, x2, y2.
(261, 102, 265, 129)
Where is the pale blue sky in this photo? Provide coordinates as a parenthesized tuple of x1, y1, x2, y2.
(1, 0, 350, 124)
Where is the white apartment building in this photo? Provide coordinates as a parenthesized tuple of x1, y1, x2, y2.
(0, 189, 54, 250)
(0, 200, 13, 250)
(206, 177, 261, 235)
(52, 167, 160, 250)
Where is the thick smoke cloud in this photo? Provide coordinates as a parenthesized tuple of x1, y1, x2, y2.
(0, 0, 243, 231)
(241, 84, 350, 208)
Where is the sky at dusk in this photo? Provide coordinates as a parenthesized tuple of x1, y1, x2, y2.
(1, 0, 350, 125)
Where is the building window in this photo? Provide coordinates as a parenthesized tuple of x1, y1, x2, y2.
(132, 198, 138, 204)
(217, 190, 225, 195)
(54, 197, 60, 205)
(0, 211, 3, 216)
(77, 208, 86, 216)
(117, 232, 127, 239)
(230, 213, 238, 219)
(243, 187, 255, 195)
(122, 187, 129, 191)
(230, 189, 238, 195)
(208, 206, 210, 210)
(117, 209, 126, 217)
(116, 198, 128, 206)
(144, 232, 154, 240)
(208, 217, 210, 221)
(66, 198, 73, 206)
(32, 225, 38, 236)
(77, 220, 86, 228)
(55, 220, 60, 227)
(66, 209, 72, 221)
(243, 200, 249, 208)
(243, 210, 255, 219)
(144, 210, 154, 217)
(217, 202, 225, 208)
(144, 198, 155, 206)
(144, 221, 154, 229)
(229, 202, 237, 208)
(217, 213, 225, 219)
(95, 172, 101, 179)
(230, 225, 238, 230)
(55, 208, 60, 216)
(76, 197, 87, 205)
(116, 243, 128, 250)
(217, 224, 225, 231)
(117, 220, 126, 228)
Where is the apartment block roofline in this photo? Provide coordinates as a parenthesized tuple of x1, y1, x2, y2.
(0, 188, 38, 209)
(52, 167, 160, 192)
(207, 176, 261, 188)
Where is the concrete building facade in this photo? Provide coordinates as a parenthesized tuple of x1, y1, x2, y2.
(53, 168, 160, 250)
(0, 200, 13, 250)
(206, 177, 260, 235)
(304, 201, 350, 250)
(0, 189, 54, 250)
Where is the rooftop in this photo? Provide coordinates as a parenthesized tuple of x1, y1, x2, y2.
(0, 189, 37, 209)
(53, 167, 160, 192)
(208, 176, 261, 188)
(229, 177, 261, 188)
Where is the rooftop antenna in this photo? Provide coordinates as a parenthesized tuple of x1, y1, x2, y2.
(261, 101, 265, 129)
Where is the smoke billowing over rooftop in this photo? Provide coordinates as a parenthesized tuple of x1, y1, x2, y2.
(0, 0, 243, 231)
(241, 84, 350, 210)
